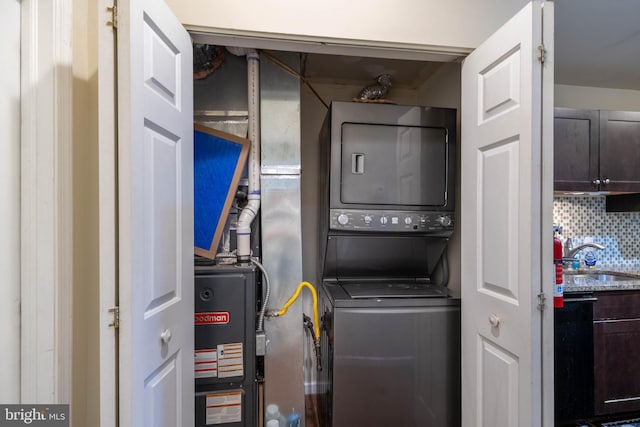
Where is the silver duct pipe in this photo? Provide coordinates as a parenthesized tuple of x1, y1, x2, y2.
(260, 52, 305, 424)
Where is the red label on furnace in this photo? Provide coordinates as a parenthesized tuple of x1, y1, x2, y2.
(195, 312, 230, 325)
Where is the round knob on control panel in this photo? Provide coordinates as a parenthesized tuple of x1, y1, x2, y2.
(404, 217, 413, 225)
(337, 214, 349, 225)
(380, 216, 388, 225)
(437, 215, 453, 227)
(364, 215, 372, 224)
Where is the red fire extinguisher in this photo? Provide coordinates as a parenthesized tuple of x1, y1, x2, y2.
(553, 228, 564, 308)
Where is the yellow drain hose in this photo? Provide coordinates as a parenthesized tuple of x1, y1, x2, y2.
(275, 281, 320, 342)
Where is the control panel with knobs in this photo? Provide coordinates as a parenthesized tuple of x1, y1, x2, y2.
(329, 209, 454, 233)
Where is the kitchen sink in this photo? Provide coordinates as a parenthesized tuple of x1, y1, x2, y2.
(565, 272, 638, 282)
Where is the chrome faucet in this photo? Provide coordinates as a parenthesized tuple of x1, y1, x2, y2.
(563, 242, 606, 262)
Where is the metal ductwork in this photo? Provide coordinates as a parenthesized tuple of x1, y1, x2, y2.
(259, 51, 305, 422)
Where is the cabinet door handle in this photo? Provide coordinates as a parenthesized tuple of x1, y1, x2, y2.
(594, 318, 640, 324)
(564, 297, 598, 303)
(593, 179, 601, 185)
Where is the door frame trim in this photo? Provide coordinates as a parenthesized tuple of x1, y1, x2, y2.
(97, 1, 119, 426)
(540, 2, 555, 426)
(20, 0, 73, 403)
(0, 0, 22, 404)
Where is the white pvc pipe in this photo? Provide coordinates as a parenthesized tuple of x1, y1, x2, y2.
(237, 49, 261, 261)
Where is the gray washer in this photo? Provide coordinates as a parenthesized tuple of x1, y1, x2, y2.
(320, 281, 461, 427)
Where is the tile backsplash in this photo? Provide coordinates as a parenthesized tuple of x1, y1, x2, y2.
(554, 196, 640, 267)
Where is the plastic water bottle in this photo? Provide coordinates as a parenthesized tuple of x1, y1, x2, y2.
(266, 404, 283, 427)
(286, 410, 301, 427)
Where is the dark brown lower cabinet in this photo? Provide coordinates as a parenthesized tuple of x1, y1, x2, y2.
(593, 292, 640, 415)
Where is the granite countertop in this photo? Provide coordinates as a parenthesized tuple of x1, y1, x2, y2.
(563, 266, 640, 293)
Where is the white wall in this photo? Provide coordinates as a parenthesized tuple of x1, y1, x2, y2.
(166, 0, 528, 52)
(0, 0, 22, 403)
(555, 84, 640, 111)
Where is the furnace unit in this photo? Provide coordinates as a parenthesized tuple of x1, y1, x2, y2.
(194, 262, 258, 427)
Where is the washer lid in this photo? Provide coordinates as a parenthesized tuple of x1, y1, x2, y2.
(341, 281, 449, 299)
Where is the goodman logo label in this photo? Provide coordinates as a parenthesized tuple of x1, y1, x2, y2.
(1, 405, 69, 426)
(195, 311, 230, 325)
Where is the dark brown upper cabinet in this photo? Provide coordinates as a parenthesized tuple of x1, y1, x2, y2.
(599, 110, 640, 192)
(554, 108, 640, 193)
(554, 108, 600, 192)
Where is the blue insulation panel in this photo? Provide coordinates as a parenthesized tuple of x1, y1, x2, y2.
(194, 126, 248, 258)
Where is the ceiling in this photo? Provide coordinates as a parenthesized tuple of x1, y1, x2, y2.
(555, 0, 640, 90)
(301, 53, 445, 90)
(299, 0, 640, 91)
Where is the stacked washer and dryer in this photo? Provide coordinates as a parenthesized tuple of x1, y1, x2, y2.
(318, 101, 462, 427)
